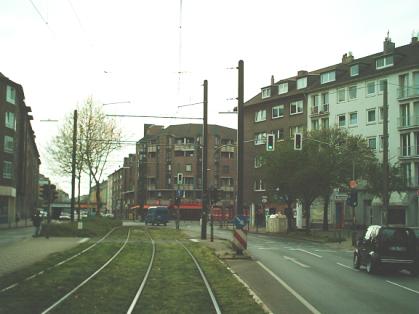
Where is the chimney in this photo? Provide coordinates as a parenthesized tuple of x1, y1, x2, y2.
(342, 51, 354, 64)
(412, 31, 418, 44)
(297, 70, 308, 77)
(383, 33, 395, 53)
(271, 75, 275, 86)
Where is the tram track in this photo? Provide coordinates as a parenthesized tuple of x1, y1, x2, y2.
(0, 227, 119, 293)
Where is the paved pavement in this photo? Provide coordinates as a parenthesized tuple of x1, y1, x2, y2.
(0, 226, 83, 277)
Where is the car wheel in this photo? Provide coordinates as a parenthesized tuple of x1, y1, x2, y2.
(353, 253, 361, 269)
(366, 259, 375, 274)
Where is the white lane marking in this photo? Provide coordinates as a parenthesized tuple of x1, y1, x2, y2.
(314, 249, 336, 253)
(257, 261, 321, 314)
(283, 256, 310, 268)
(0, 283, 19, 292)
(255, 247, 281, 250)
(386, 280, 419, 295)
(189, 239, 200, 242)
(78, 238, 89, 243)
(336, 262, 359, 271)
(289, 248, 322, 258)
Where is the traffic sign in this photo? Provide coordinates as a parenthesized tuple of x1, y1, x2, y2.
(233, 215, 248, 229)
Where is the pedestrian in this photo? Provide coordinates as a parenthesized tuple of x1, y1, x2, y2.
(32, 210, 42, 237)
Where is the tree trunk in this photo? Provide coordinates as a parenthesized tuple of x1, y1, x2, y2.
(77, 175, 81, 220)
(286, 200, 294, 233)
(304, 201, 311, 233)
(95, 183, 101, 216)
(322, 194, 330, 231)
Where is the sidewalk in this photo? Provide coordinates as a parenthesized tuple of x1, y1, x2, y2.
(0, 227, 83, 277)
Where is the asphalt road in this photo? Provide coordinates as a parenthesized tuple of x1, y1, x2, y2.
(181, 222, 419, 314)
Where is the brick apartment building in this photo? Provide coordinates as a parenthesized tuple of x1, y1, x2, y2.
(243, 35, 419, 227)
(109, 123, 237, 219)
(0, 73, 40, 226)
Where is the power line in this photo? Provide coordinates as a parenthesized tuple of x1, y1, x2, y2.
(106, 114, 202, 120)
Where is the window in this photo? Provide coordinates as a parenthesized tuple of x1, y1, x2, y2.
(290, 100, 303, 115)
(254, 132, 267, 145)
(253, 179, 265, 191)
(312, 95, 320, 107)
(349, 112, 358, 126)
(262, 87, 271, 99)
(276, 128, 284, 140)
(185, 164, 192, 172)
(278, 83, 288, 95)
(367, 109, 376, 123)
(376, 55, 394, 69)
(338, 88, 346, 102)
(272, 105, 284, 119)
(320, 71, 336, 84)
(222, 165, 229, 174)
(184, 177, 194, 185)
(379, 107, 384, 122)
(322, 118, 329, 129)
(350, 64, 359, 77)
(254, 156, 263, 168)
(255, 109, 266, 122)
(5, 112, 16, 130)
(321, 92, 329, 105)
(312, 119, 319, 130)
(349, 85, 357, 99)
(297, 77, 307, 90)
(289, 126, 304, 137)
(379, 135, 384, 151)
(221, 151, 234, 159)
(338, 114, 346, 127)
(3, 161, 12, 179)
(401, 133, 410, 156)
(367, 81, 376, 95)
(4, 136, 14, 153)
(6, 85, 16, 104)
(368, 137, 377, 150)
(379, 79, 386, 92)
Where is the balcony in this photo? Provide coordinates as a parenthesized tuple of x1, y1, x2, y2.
(147, 145, 158, 153)
(310, 104, 329, 117)
(220, 186, 234, 192)
(397, 115, 419, 130)
(398, 146, 419, 159)
(397, 86, 419, 100)
(174, 143, 196, 151)
(220, 145, 235, 153)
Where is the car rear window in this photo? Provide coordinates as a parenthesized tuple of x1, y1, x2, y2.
(381, 228, 414, 251)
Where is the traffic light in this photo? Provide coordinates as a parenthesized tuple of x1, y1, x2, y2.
(294, 133, 303, 150)
(177, 173, 183, 185)
(42, 184, 50, 201)
(210, 187, 219, 204)
(50, 184, 58, 201)
(266, 134, 275, 151)
(175, 196, 181, 207)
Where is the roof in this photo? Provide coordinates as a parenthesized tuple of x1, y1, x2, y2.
(245, 40, 419, 107)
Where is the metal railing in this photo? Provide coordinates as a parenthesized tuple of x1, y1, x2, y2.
(398, 146, 419, 158)
(397, 115, 419, 129)
(397, 86, 419, 99)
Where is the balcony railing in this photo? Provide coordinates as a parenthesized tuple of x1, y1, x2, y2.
(397, 86, 419, 99)
(310, 104, 329, 116)
(220, 186, 234, 192)
(398, 146, 419, 158)
(147, 145, 157, 153)
(174, 144, 196, 151)
(220, 145, 235, 153)
(397, 115, 419, 129)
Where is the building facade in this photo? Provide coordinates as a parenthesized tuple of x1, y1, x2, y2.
(0, 73, 40, 226)
(243, 35, 419, 227)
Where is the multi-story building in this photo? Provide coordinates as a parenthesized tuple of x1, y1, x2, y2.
(0, 73, 40, 226)
(122, 123, 237, 219)
(109, 167, 123, 217)
(244, 35, 419, 227)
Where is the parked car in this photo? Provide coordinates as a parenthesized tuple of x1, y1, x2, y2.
(145, 206, 169, 226)
(353, 225, 417, 275)
(59, 212, 71, 220)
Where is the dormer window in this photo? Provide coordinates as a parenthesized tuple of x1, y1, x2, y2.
(350, 64, 359, 77)
(297, 77, 307, 90)
(376, 55, 394, 69)
(320, 71, 336, 84)
(278, 82, 288, 95)
(261, 87, 271, 99)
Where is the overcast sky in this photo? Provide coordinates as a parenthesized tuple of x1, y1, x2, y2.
(1, 0, 418, 195)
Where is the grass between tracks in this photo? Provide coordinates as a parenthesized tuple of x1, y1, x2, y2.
(1, 226, 266, 314)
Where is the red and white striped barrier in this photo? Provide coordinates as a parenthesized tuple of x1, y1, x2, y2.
(233, 229, 247, 252)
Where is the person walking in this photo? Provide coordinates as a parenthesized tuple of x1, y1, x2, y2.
(32, 210, 42, 237)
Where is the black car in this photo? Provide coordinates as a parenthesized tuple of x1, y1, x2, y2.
(353, 225, 417, 275)
(145, 206, 169, 226)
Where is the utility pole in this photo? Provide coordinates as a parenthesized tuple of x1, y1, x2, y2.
(70, 110, 77, 222)
(237, 60, 244, 216)
(383, 80, 389, 225)
(201, 80, 208, 239)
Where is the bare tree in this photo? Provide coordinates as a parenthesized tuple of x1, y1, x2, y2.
(78, 98, 122, 215)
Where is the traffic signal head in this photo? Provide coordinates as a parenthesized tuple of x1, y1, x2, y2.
(346, 189, 358, 207)
(177, 173, 183, 185)
(42, 184, 50, 201)
(266, 134, 275, 151)
(294, 133, 303, 150)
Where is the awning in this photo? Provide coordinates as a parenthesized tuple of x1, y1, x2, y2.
(371, 192, 408, 207)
